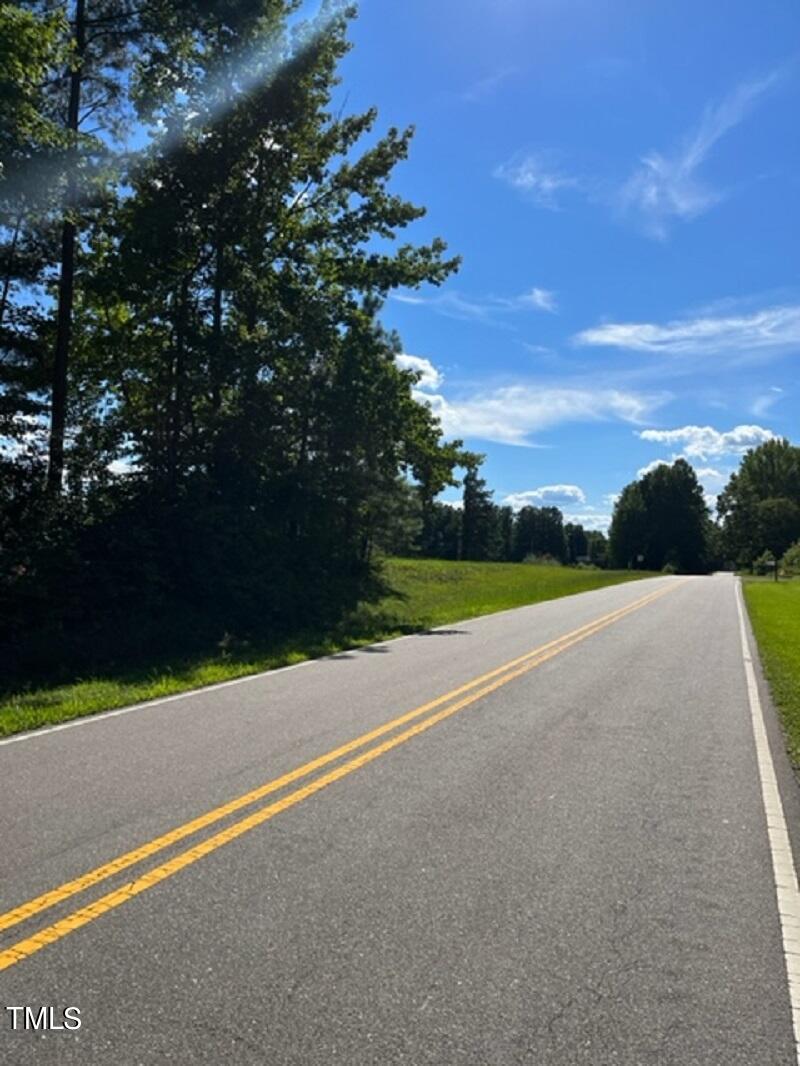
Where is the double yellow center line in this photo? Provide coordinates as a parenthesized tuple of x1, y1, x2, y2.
(0, 581, 677, 972)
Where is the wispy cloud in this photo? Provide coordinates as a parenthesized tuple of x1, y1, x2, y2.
(620, 71, 782, 238)
(393, 286, 558, 325)
(393, 291, 497, 323)
(574, 305, 800, 356)
(461, 67, 517, 103)
(522, 288, 558, 313)
(493, 152, 579, 210)
(751, 386, 784, 417)
(503, 484, 587, 510)
(637, 424, 775, 461)
(409, 360, 666, 446)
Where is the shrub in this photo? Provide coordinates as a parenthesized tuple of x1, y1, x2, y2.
(781, 540, 800, 577)
(753, 550, 777, 576)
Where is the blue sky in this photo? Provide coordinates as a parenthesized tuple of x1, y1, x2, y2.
(336, 0, 799, 529)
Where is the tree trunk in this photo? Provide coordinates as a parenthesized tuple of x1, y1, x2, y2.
(211, 235, 223, 412)
(47, 0, 86, 494)
(167, 276, 189, 497)
(0, 215, 21, 330)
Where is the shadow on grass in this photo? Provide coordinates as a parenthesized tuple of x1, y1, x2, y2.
(0, 602, 428, 737)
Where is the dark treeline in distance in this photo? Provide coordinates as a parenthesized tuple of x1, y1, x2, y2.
(389, 440, 800, 578)
(379, 465, 609, 567)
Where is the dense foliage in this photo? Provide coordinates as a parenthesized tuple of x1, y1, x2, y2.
(0, 1, 467, 681)
(608, 458, 714, 573)
(385, 459, 608, 567)
(718, 439, 800, 571)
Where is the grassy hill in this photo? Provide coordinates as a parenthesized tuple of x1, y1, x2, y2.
(0, 558, 653, 738)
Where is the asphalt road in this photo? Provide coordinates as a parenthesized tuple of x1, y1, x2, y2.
(1, 573, 799, 1064)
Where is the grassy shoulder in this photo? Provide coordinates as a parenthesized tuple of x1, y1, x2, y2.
(0, 558, 653, 738)
(743, 577, 800, 768)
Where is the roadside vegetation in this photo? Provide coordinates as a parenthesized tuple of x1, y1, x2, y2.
(0, 559, 653, 737)
(743, 578, 800, 768)
(2, 3, 798, 748)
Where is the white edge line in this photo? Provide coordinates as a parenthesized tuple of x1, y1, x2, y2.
(0, 574, 673, 748)
(735, 577, 800, 1063)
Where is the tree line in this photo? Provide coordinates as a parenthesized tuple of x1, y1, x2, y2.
(608, 439, 800, 575)
(1, 1, 467, 682)
(2, 3, 797, 687)
(377, 465, 609, 567)
(717, 438, 800, 576)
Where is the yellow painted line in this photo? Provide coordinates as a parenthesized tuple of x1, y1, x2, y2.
(0, 583, 672, 939)
(0, 581, 680, 972)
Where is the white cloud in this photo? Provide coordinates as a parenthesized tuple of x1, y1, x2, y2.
(703, 492, 719, 512)
(574, 305, 800, 356)
(636, 458, 674, 478)
(393, 290, 497, 323)
(502, 484, 587, 510)
(461, 67, 517, 103)
(108, 458, 138, 475)
(521, 287, 558, 313)
(693, 466, 725, 482)
(393, 286, 559, 325)
(602, 492, 620, 508)
(620, 72, 781, 238)
(563, 511, 613, 533)
(395, 353, 444, 390)
(752, 386, 784, 417)
(493, 152, 579, 209)
(630, 456, 730, 511)
(637, 424, 775, 460)
(421, 383, 666, 446)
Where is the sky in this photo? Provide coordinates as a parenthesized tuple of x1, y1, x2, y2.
(334, 0, 799, 530)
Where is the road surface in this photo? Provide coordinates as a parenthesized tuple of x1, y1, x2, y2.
(1, 573, 799, 1064)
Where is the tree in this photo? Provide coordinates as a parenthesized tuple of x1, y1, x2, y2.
(585, 530, 608, 568)
(496, 505, 514, 562)
(461, 460, 498, 561)
(564, 522, 588, 564)
(1, 1, 466, 678)
(0, 4, 64, 460)
(719, 439, 800, 568)
(608, 482, 647, 569)
(781, 540, 800, 577)
(609, 459, 710, 572)
(755, 498, 800, 579)
(419, 501, 461, 560)
(12, 1, 143, 491)
(513, 505, 565, 562)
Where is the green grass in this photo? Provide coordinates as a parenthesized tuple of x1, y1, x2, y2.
(743, 577, 800, 768)
(0, 558, 653, 738)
